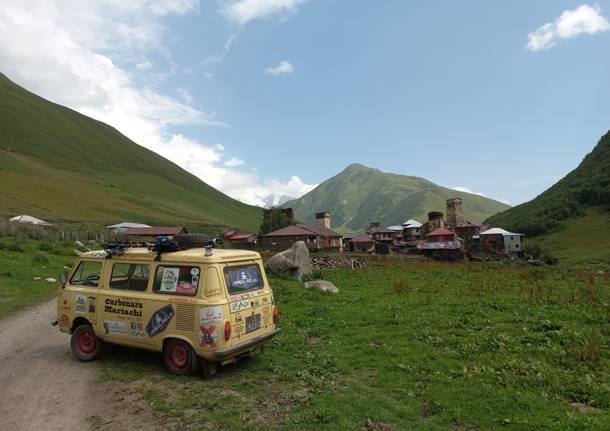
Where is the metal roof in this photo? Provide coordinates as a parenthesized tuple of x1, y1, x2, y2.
(402, 219, 423, 228)
(426, 228, 456, 237)
(9, 215, 51, 225)
(105, 222, 151, 229)
(122, 226, 187, 236)
(348, 234, 375, 243)
(480, 228, 522, 236)
(262, 223, 342, 238)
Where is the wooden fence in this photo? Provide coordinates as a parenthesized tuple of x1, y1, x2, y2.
(0, 219, 111, 243)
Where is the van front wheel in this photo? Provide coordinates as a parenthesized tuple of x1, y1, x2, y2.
(71, 324, 100, 361)
(163, 339, 199, 375)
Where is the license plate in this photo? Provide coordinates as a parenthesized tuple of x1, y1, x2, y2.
(245, 314, 261, 333)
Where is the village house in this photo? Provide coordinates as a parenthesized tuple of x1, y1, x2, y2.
(9, 215, 51, 226)
(371, 227, 402, 243)
(223, 229, 258, 249)
(261, 212, 342, 252)
(346, 234, 375, 253)
(417, 227, 462, 259)
(480, 228, 524, 258)
(402, 219, 423, 242)
(454, 221, 481, 250)
(105, 222, 151, 233)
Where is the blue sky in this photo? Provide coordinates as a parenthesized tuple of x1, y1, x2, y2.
(2, 1, 610, 207)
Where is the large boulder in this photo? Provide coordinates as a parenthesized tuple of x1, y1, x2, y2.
(265, 241, 313, 280)
(304, 280, 339, 293)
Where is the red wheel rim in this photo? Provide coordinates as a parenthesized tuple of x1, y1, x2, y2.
(76, 329, 96, 354)
(170, 344, 188, 370)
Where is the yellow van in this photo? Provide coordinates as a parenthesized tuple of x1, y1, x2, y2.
(55, 245, 281, 377)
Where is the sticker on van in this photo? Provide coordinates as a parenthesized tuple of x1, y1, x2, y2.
(159, 268, 180, 292)
(74, 294, 87, 315)
(146, 304, 175, 337)
(231, 300, 250, 312)
(200, 306, 223, 323)
(102, 320, 128, 336)
(199, 324, 219, 348)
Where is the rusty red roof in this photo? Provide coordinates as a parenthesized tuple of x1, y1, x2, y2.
(297, 223, 342, 238)
(263, 223, 342, 238)
(123, 226, 187, 236)
(426, 228, 455, 237)
(348, 234, 375, 243)
(262, 225, 316, 237)
(223, 230, 239, 239)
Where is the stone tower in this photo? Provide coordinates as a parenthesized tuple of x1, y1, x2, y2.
(446, 197, 464, 227)
(315, 212, 331, 229)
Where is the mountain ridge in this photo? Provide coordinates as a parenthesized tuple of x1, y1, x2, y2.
(282, 163, 510, 233)
(485, 131, 610, 237)
(0, 73, 261, 232)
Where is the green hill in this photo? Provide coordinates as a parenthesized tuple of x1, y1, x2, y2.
(0, 73, 261, 232)
(282, 163, 510, 233)
(486, 131, 610, 264)
(486, 131, 610, 237)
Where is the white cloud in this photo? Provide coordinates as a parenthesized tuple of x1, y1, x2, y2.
(453, 186, 512, 206)
(453, 186, 487, 198)
(265, 60, 295, 75)
(221, 0, 307, 24)
(136, 60, 153, 71)
(0, 0, 315, 209)
(225, 157, 245, 167)
(527, 4, 610, 52)
(176, 87, 194, 104)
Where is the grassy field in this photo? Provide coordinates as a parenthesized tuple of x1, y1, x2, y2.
(532, 207, 610, 265)
(0, 237, 73, 317)
(97, 261, 610, 430)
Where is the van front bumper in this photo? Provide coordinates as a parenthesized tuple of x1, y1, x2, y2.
(210, 328, 282, 361)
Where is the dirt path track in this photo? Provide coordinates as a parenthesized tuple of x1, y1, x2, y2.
(0, 299, 163, 431)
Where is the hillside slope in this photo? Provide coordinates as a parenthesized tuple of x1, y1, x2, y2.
(282, 163, 510, 233)
(486, 131, 610, 237)
(0, 73, 261, 232)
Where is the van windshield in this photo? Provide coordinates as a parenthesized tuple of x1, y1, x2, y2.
(224, 264, 263, 295)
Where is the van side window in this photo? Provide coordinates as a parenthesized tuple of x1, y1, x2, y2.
(153, 266, 200, 296)
(70, 261, 102, 287)
(109, 263, 150, 292)
(224, 264, 263, 295)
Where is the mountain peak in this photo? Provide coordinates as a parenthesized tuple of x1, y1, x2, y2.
(283, 164, 510, 233)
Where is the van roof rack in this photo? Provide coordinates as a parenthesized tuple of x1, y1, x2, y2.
(104, 235, 222, 260)
(151, 234, 223, 260)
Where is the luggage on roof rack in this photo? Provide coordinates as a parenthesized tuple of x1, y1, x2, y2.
(152, 234, 222, 253)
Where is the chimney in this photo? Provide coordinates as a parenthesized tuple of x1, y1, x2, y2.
(315, 211, 331, 229)
(446, 198, 464, 228)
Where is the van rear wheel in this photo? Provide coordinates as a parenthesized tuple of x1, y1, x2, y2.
(71, 324, 101, 361)
(163, 339, 199, 375)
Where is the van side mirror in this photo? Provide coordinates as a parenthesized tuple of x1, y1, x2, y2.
(60, 271, 68, 285)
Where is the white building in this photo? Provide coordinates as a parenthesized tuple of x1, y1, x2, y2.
(402, 219, 423, 241)
(105, 222, 151, 232)
(480, 227, 524, 257)
(9, 215, 51, 226)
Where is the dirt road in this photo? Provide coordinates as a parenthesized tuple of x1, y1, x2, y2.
(0, 299, 164, 431)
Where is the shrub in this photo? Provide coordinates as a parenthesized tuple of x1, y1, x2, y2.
(6, 243, 24, 253)
(540, 249, 559, 266)
(302, 270, 323, 282)
(38, 242, 54, 252)
(32, 250, 50, 264)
